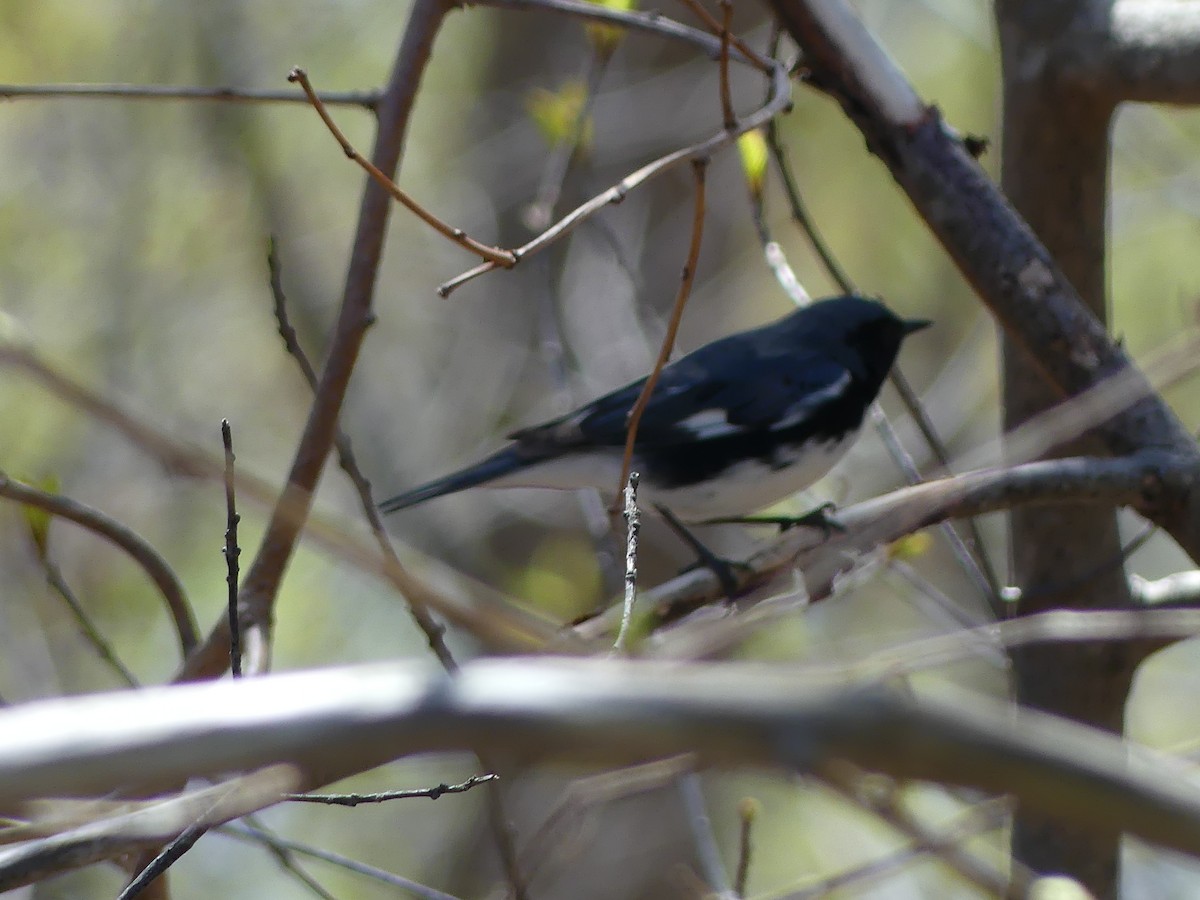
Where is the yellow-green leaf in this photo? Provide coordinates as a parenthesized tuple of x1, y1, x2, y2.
(22, 473, 59, 559)
(585, 0, 636, 57)
(738, 129, 770, 197)
(526, 81, 593, 151)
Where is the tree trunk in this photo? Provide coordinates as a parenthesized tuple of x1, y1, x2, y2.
(997, 3, 1150, 894)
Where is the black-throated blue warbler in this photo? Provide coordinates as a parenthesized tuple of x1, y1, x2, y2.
(380, 295, 930, 523)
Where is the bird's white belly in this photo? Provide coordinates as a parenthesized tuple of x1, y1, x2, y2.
(488, 431, 858, 522)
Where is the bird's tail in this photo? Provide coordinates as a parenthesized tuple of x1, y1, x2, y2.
(378, 446, 530, 514)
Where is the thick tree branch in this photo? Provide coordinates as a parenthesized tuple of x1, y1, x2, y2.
(1066, 1, 1200, 104)
(762, 0, 1200, 559)
(5, 659, 1200, 864)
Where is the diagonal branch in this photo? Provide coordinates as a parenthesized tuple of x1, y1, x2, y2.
(179, 0, 455, 681)
(761, 0, 1200, 560)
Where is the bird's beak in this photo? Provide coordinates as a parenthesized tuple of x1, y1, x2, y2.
(903, 318, 933, 335)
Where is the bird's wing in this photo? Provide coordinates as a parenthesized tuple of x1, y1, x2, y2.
(510, 347, 853, 450)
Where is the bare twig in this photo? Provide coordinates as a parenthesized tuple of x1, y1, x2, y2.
(288, 67, 514, 268)
(224, 823, 465, 900)
(0, 335, 559, 655)
(819, 765, 1024, 898)
(0, 82, 378, 108)
(617, 159, 709, 498)
(674, 0, 773, 70)
(266, 242, 459, 672)
(119, 824, 207, 899)
(783, 791, 1013, 899)
(285, 773, 498, 806)
(221, 420, 242, 678)
(0, 473, 197, 657)
(185, 0, 456, 682)
(677, 773, 733, 898)
(1131, 571, 1200, 607)
(717, 1, 737, 130)
(613, 472, 641, 654)
(40, 557, 139, 687)
(733, 797, 756, 897)
(438, 0, 791, 296)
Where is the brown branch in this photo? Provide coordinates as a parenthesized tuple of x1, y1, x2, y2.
(616, 159, 709, 500)
(266, 243, 459, 672)
(288, 68, 515, 268)
(438, 0, 791, 296)
(181, 0, 456, 682)
(674, 0, 773, 71)
(717, 1, 737, 130)
(0, 330, 559, 655)
(0, 82, 379, 108)
(0, 473, 198, 657)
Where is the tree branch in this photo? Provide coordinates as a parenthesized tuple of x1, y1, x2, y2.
(6, 659, 1200, 863)
(762, 0, 1200, 559)
(179, 0, 455, 681)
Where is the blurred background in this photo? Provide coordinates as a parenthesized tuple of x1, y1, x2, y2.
(3, 0, 1200, 896)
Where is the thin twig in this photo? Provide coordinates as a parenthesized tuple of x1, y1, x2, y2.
(118, 824, 207, 900)
(523, 55, 609, 231)
(673, 0, 772, 70)
(781, 793, 1013, 899)
(820, 765, 1023, 899)
(187, 0, 456, 682)
(733, 798, 756, 897)
(288, 67, 515, 268)
(677, 773, 734, 898)
(239, 814, 337, 900)
(0, 82, 378, 108)
(222, 420, 242, 678)
(438, 0, 791, 296)
(0, 473, 198, 656)
(0, 337, 558, 656)
(266, 242, 459, 672)
(613, 472, 641, 654)
(616, 159, 709, 500)
(40, 554, 139, 688)
(285, 773, 498, 806)
(224, 823, 465, 900)
(717, 1, 737, 130)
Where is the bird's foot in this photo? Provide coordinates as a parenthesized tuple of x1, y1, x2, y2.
(656, 504, 747, 600)
(677, 549, 752, 600)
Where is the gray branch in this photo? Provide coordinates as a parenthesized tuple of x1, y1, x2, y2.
(4, 659, 1200, 863)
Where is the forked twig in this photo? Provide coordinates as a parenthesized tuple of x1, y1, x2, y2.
(288, 68, 515, 268)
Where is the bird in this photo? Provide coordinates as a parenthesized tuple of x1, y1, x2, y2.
(379, 295, 930, 524)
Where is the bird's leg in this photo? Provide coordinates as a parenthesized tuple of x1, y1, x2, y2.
(705, 502, 845, 538)
(655, 505, 746, 599)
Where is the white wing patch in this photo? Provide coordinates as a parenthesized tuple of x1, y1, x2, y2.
(676, 408, 737, 439)
(769, 370, 851, 432)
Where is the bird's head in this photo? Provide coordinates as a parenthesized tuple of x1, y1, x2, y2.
(788, 295, 931, 385)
